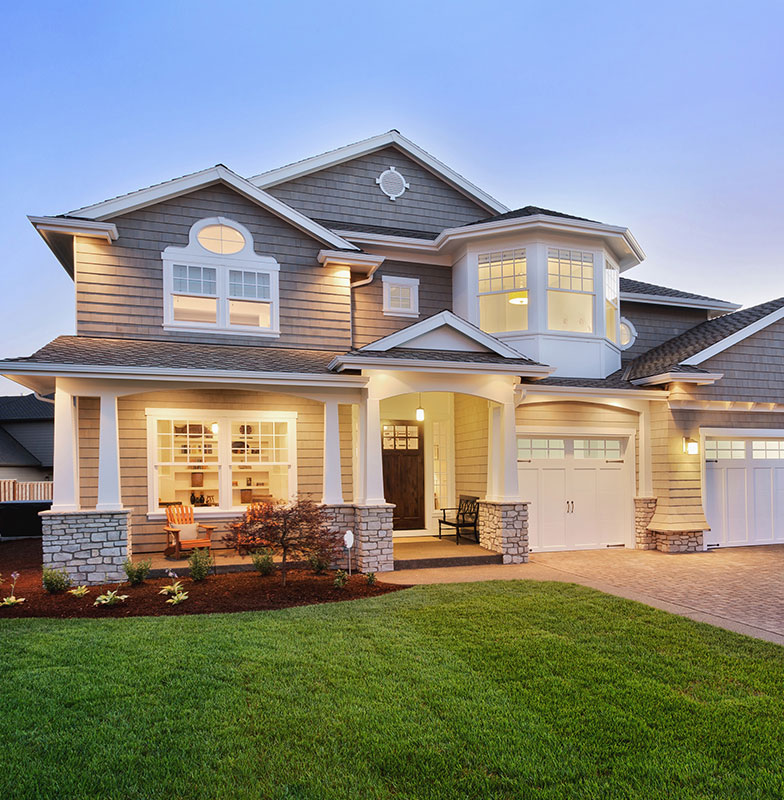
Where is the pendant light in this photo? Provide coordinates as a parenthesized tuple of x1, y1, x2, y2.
(415, 393, 425, 422)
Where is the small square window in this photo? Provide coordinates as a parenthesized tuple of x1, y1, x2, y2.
(382, 276, 419, 317)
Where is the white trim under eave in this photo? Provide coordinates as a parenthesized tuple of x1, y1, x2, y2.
(317, 250, 385, 277)
(359, 310, 529, 359)
(328, 354, 552, 377)
(0, 361, 368, 387)
(248, 130, 509, 215)
(630, 371, 724, 386)
(65, 165, 359, 253)
(28, 216, 119, 243)
(681, 304, 784, 365)
(521, 383, 669, 400)
(619, 291, 740, 313)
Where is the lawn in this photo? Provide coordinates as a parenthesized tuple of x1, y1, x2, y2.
(2, 581, 783, 800)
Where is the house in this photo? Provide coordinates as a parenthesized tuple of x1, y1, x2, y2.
(0, 393, 54, 483)
(2, 130, 783, 584)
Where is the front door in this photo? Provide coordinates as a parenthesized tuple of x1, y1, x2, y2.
(382, 420, 425, 529)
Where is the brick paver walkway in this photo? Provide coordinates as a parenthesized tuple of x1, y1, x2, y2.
(382, 545, 784, 644)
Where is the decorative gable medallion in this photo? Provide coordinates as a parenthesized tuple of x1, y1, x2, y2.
(376, 166, 409, 201)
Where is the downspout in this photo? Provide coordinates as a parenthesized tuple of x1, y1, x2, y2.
(348, 264, 382, 350)
(34, 392, 55, 405)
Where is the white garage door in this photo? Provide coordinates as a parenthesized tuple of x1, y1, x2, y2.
(517, 436, 634, 552)
(704, 437, 784, 547)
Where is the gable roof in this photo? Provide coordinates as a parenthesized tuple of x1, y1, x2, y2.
(0, 427, 41, 467)
(249, 131, 508, 215)
(619, 278, 739, 312)
(0, 393, 54, 421)
(627, 297, 784, 381)
(58, 165, 358, 251)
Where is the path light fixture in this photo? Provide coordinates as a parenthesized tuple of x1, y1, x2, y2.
(343, 529, 354, 575)
(683, 437, 699, 455)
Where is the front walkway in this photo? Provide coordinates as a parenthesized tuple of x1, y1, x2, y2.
(381, 545, 784, 645)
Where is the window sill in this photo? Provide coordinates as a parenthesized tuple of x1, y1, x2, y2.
(382, 310, 420, 318)
(162, 324, 281, 338)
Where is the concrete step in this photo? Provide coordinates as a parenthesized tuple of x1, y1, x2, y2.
(393, 553, 503, 571)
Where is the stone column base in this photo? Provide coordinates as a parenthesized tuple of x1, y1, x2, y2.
(653, 530, 703, 553)
(477, 501, 529, 564)
(634, 497, 658, 549)
(40, 509, 131, 585)
(321, 503, 394, 573)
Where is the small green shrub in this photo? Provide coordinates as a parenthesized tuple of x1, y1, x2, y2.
(188, 548, 214, 582)
(252, 548, 275, 576)
(68, 585, 90, 598)
(366, 572, 377, 586)
(333, 569, 348, 589)
(165, 591, 189, 605)
(123, 558, 151, 586)
(159, 580, 185, 596)
(308, 552, 330, 575)
(93, 589, 128, 606)
(42, 567, 72, 593)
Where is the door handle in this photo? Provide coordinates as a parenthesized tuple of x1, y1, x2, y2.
(566, 500, 574, 514)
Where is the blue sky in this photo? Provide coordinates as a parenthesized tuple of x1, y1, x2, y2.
(1, 0, 782, 393)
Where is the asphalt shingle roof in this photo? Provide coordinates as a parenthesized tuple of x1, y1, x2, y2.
(314, 219, 439, 240)
(0, 393, 54, 420)
(520, 369, 665, 391)
(466, 206, 600, 226)
(626, 298, 784, 380)
(619, 278, 733, 306)
(8, 336, 344, 374)
(0, 427, 41, 467)
(344, 347, 541, 366)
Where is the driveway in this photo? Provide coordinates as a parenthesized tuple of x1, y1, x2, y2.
(382, 545, 784, 645)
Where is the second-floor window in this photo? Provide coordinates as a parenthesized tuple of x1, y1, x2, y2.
(605, 258, 619, 344)
(547, 248, 594, 333)
(162, 218, 280, 337)
(478, 249, 527, 333)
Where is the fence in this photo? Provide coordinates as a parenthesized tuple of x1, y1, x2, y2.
(0, 479, 53, 502)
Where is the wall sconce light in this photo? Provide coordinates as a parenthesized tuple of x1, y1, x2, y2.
(508, 290, 529, 305)
(415, 393, 425, 422)
(683, 437, 699, 455)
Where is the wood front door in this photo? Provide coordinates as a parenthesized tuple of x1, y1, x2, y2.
(382, 420, 425, 529)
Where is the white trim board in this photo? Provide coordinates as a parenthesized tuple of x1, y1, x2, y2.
(619, 291, 739, 312)
(631, 371, 724, 387)
(681, 305, 784, 366)
(65, 165, 358, 252)
(248, 130, 508, 215)
(700, 427, 784, 438)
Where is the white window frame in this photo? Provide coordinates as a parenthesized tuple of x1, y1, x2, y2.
(382, 275, 420, 318)
(619, 316, 638, 350)
(145, 408, 297, 518)
(604, 257, 620, 345)
(162, 217, 281, 337)
(546, 247, 597, 334)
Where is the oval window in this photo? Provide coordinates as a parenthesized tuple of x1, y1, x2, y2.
(197, 224, 245, 255)
(619, 318, 637, 349)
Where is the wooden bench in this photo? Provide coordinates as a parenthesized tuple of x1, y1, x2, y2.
(438, 495, 479, 544)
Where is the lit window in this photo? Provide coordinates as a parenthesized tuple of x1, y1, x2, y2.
(574, 439, 623, 460)
(382, 275, 419, 317)
(547, 248, 594, 333)
(752, 440, 784, 460)
(619, 318, 637, 350)
(150, 412, 296, 512)
(517, 438, 565, 460)
(162, 218, 280, 336)
(477, 249, 527, 333)
(605, 259, 619, 344)
(704, 439, 746, 460)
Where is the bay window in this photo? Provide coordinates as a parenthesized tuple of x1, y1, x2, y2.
(547, 248, 594, 333)
(162, 218, 280, 337)
(148, 410, 297, 513)
(478, 249, 528, 333)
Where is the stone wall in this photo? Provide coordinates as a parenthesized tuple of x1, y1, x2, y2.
(477, 501, 529, 564)
(40, 510, 131, 585)
(654, 530, 704, 553)
(634, 497, 658, 549)
(321, 503, 394, 573)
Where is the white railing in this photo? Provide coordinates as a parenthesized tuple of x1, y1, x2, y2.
(0, 480, 53, 502)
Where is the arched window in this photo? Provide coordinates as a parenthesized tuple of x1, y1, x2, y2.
(161, 218, 280, 337)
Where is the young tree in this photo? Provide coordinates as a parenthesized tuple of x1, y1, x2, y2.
(224, 500, 340, 585)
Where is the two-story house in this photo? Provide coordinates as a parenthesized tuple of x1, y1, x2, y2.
(3, 131, 784, 584)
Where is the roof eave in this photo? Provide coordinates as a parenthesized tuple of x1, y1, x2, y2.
(630, 371, 724, 387)
(620, 291, 741, 312)
(328, 354, 554, 377)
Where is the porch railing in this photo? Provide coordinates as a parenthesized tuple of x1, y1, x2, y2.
(0, 479, 53, 502)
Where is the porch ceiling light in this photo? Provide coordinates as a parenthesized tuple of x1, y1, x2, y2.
(683, 437, 699, 455)
(508, 290, 528, 305)
(416, 393, 425, 422)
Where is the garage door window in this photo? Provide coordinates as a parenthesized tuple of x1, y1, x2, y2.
(752, 441, 784, 459)
(517, 438, 565, 460)
(574, 439, 623, 460)
(705, 439, 746, 460)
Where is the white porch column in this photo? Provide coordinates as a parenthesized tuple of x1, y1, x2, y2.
(322, 399, 344, 505)
(486, 403, 502, 500)
(52, 385, 80, 512)
(359, 395, 386, 505)
(499, 400, 521, 501)
(96, 393, 123, 511)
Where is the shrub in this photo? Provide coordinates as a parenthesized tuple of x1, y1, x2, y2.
(366, 572, 377, 586)
(123, 558, 151, 586)
(159, 580, 185, 596)
(252, 548, 275, 576)
(42, 567, 72, 593)
(308, 552, 330, 575)
(333, 569, 348, 589)
(224, 499, 340, 585)
(93, 589, 128, 606)
(188, 548, 214, 582)
(68, 585, 90, 598)
(165, 591, 189, 605)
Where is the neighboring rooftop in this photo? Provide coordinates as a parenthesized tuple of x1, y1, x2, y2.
(0, 427, 41, 467)
(0, 393, 53, 421)
(627, 297, 784, 380)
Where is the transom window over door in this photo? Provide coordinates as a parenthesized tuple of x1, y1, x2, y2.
(547, 248, 595, 333)
(162, 217, 280, 337)
(478, 249, 528, 333)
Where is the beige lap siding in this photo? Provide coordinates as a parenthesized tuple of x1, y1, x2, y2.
(338, 403, 354, 503)
(78, 397, 100, 508)
(453, 394, 489, 500)
(76, 389, 328, 555)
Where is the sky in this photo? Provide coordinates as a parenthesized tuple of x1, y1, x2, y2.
(0, 0, 782, 394)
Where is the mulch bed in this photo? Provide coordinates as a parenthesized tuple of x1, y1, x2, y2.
(0, 538, 407, 619)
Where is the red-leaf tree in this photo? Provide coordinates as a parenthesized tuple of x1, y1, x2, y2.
(224, 499, 341, 585)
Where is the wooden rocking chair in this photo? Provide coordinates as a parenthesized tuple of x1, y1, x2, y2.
(163, 505, 215, 559)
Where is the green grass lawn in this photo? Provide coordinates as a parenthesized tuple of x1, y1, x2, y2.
(2, 581, 784, 800)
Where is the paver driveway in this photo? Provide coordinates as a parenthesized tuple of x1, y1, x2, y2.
(383, 544, 784, 644)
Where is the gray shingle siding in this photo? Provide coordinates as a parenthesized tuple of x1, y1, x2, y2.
(75, 183, 352, 351)
(619, 302, 709, 360)
(265, 147, 490, 233)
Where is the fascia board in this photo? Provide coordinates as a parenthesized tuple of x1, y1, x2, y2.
(620, 292, 741, 312)
(630, 371, 724, 386)
(329, 355, 552, 377)
(681, 306, 784, 365)
(523, 384, 670, 400)
(28, 216, 118, 242)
